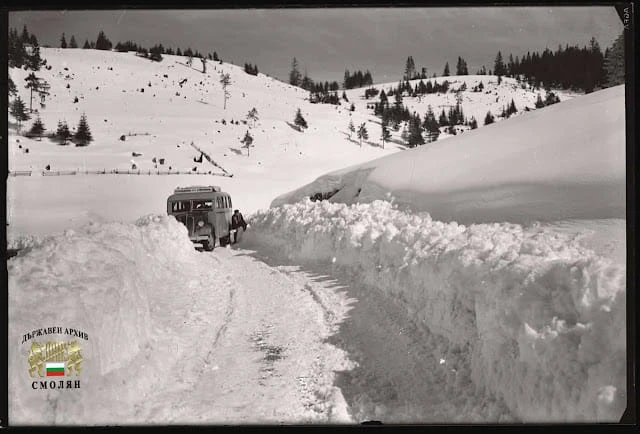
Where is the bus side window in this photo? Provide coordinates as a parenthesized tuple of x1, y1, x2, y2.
(229, 197, 232, 209)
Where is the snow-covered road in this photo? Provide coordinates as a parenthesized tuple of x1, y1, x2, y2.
(244, 241, 516, 423)
(135, 246, 355, 424)
(9, 209, 624, 424)
(139, 242, 517, 424)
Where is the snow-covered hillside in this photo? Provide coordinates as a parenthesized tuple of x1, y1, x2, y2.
(8, 48, 395, 233)
(273, 85, 625, 225)
(346, 74, 578, 138)
(8, 48, 575, 237)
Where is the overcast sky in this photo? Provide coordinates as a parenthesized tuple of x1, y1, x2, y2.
(9, 7, 622, 84)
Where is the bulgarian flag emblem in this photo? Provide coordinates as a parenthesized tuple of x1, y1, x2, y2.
(46, 362, 65, 377)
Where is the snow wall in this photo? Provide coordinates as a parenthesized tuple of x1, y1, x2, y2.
(248, 199, 626, 422)
(8, 216, 203, 424)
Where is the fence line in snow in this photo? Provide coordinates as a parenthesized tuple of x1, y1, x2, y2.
(9, 169, 232, 177)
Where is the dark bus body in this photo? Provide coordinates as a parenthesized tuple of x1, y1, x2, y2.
(167, 185, 233, 251)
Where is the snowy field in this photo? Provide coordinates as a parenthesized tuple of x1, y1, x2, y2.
(7, 47, 627, 424)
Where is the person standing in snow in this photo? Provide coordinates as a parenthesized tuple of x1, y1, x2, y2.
(231, 209, 247, 244)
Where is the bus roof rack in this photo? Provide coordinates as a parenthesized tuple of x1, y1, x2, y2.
(174, 185, 221, 193)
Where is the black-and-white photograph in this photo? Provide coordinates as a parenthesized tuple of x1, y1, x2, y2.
(5, 4, 633, 426)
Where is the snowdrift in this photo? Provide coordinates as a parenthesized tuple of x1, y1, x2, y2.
(272, 85, 625, 225)
(248, 199, 626, 422)
(8, 216, 227, 424)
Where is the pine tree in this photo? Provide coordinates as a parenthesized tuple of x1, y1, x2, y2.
(69, 35, 78, 48)
(247, 107, 259, 128)
(494, 51, 505, 77)
(535, 93, 545, 108)
(469, 117, 478, 129)
(83, 39, 90, 49)
(357, 123, 368, 147)
(484, 111, 495, 125)
(240, 130, 254, 157)
(443, 62, 450, 76)
(60, 33, 67, 48)
(29, 117, 46, 140)
(219, 72, 231, 109)
(27, 44, 43, 70)
(604, 32, 624, 87)
(74, 114, 93, 146)
(438, 109, 448, 126)
(149, 45, 164, 62)
(348, 119, 355, 139)
(456, 57, 469, 75)
(21, 25, 29, 44)
(289, 57, 302, 87)
(294, 108, 307, 130)
(10, 96, 30, 132)
(8, 28, 23, 68)
(404, 56, 416, 80)
(507, 54, 515, 76)
(408, 113, 425, 147)
(300, 69, 313, 90)
(394, 91, 403, 109)
(379, 90, 388, 107)
(95, 30, 112, 50)
(56, 120, 71, 145)
(24, 73, 50, 113)
(508, 99, 517, 116)
(380, 118, 391, 149)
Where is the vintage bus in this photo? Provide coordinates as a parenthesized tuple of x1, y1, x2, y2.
(167, 185, 233, 251)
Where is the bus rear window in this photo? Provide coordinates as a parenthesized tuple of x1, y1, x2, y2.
(193, 200, 213, 210)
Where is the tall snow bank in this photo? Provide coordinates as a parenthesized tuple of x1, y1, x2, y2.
(8, 215, 201, 424)
(248, 200, 626, 422)
(272, 85, 625, 225)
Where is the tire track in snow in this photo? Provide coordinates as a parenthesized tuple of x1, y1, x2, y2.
(199, 274, 236, 373)
(135, 246, 354, 424)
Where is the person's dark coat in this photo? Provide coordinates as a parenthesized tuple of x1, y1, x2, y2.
(231, 211, 247, 231)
